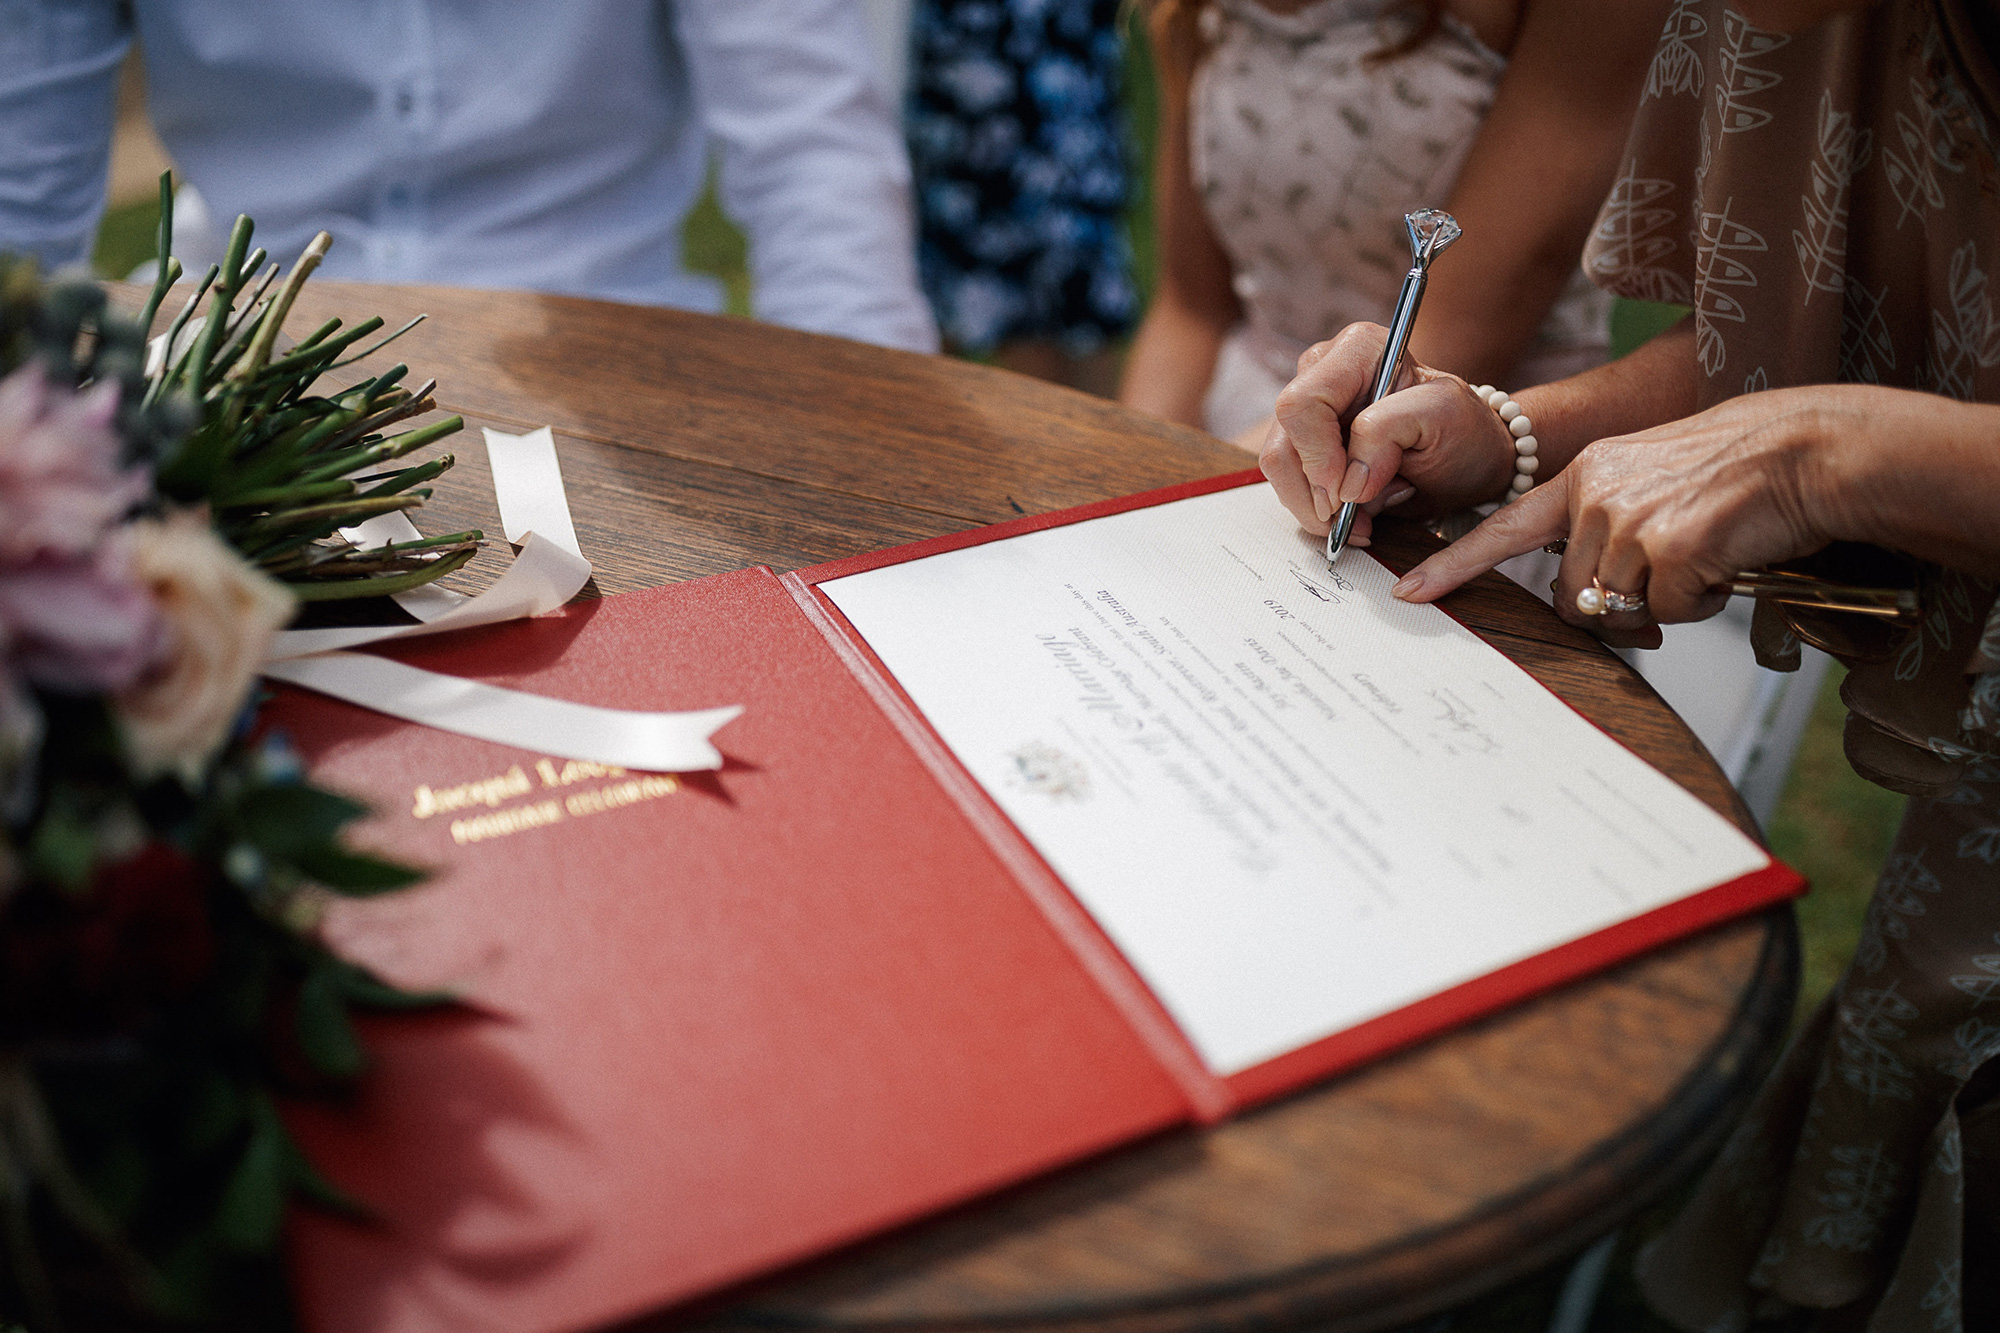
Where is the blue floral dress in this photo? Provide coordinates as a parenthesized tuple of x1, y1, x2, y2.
(906, 0, 1140, 355)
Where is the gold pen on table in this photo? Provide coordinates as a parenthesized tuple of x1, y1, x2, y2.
(1722, 569, 1918, 619)
(1328, 208, 1462, 569)
(1537, 543, 1919, 621)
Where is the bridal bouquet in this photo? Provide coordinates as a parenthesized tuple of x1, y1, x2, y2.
(1, 184, 472, 1330)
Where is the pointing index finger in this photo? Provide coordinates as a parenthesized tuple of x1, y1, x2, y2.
(1391, 475, 1572, 603)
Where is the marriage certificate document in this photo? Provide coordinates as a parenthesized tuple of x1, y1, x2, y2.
(820, 484, 1769, 1077)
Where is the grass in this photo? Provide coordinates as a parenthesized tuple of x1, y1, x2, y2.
(92, 196, 162, 280)
(1769, 667, 1907, 1018)
(682, 165, 753, 318)
(1608, 300, 1691, 360)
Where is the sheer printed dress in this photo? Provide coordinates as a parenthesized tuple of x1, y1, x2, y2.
(1188, 0, 1610, 440)
(1574, 1, 2000, 1328)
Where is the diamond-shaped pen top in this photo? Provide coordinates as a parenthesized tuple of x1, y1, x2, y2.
(1405, 208, 1462, 267)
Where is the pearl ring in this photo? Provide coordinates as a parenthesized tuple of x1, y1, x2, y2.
(1575, 577, 1645, 617)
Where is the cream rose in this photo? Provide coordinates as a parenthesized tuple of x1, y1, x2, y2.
(114, 510, 296, 783)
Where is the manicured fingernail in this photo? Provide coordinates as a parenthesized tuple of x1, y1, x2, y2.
(1382, 484, 1417, 509)
(1392, 572, 1424, 599)
(1337, 458, 1370, 503)
(1312, 485, 1332, 522)
(1349, 535, 1371, 548)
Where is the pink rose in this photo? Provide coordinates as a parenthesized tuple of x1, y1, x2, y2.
(0, 540, 165, 694)
(0, 362, 166, 695)
(0, 363, 151, 565)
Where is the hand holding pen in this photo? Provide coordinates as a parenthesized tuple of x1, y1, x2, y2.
(1261, 213, 1925, 631)
(1325, 209, 1462, 568)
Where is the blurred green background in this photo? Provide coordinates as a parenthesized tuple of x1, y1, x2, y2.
(94, 31, 1899, 1327)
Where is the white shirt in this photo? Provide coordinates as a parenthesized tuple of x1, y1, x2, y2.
(0, 0, 939, 352)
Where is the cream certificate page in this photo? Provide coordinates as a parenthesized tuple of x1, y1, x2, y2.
(818, 484, 1768, 1076)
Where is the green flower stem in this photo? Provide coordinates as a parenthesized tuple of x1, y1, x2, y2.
(341, 529, 482, 557)
(289, 546, 478, 577)
(239, 494, 426, 539)
(136, 171, 178, 332)
(265, 529, 482, 574)
(355, 454, 451, 499)
(324, 314, 427, 372)
(287, 547, 478, 600)
(282, 316, 344, 358)
(137, 256, 183, 334)
(186, 215, 257, 397)
(218, 479, 359, 510)
(295, 416, 462, 484)
(353, 363, 412, 396)
(143, 262, 218, 408)
(314, 373, 420, 436)
(232, 230, 330, 387)
(272, 403, 367, 460)
(315, 390, 436, 459)
(267, 315, 382, 373)
(238, 317, 386, 414)
(210, 264, 284, 369)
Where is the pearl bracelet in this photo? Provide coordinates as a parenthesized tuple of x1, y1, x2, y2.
(1471, 384, 1538, 502)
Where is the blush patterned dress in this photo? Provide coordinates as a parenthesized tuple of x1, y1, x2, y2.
(906, 0, 1141, 355)
(1188, 0, 1612, 440)
(1574, 1, 2000, 1328)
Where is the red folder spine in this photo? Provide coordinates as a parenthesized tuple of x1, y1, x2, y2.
(782, 571, 1236, 1123)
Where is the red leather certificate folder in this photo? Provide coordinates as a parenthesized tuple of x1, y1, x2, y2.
(272, 472, 1803, 1333)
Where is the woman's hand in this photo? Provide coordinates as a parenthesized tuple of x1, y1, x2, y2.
(1388, 388, 1837, 648)
(1258, 323, 1519, 546)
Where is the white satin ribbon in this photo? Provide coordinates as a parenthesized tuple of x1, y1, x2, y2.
(263, 653, 744, 772)
(484, 426, 580, 556)
(266, 426, 742, 771)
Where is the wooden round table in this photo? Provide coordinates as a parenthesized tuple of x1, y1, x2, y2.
(250, 283, 1796, 1333)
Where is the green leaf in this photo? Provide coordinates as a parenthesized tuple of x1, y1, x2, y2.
(335, 961, 451, 1010)
(234, 783, 367, 858)
(355, 453, 451, 499)
(152, 1236, 219, 1323)
(86, 1134, 150, 1225)
(183, 1073, 246, 1156)
(290, 845, 425, 895)
(296, 961, 366, 1079)
(214, 1099, 286, 1252)
(219, 953, 272, 1034)
(25, 804, 96, 890)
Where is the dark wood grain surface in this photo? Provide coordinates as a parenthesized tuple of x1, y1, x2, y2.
(133, 283, 1794, 1333)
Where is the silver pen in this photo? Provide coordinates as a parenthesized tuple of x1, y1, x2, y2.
(1327, 208, 1462, 569)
